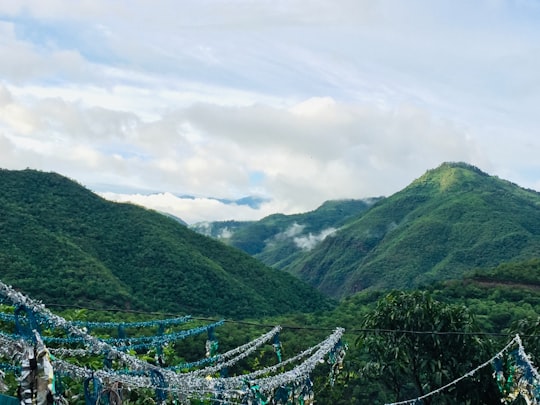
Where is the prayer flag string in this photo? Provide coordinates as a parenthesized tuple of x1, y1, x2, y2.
(0, 280, 345, 403)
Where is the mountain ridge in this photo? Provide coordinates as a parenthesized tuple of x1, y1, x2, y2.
(285, 162, 540, 297)
(0, 168, 333, 317)
(191, 162, 540, 299)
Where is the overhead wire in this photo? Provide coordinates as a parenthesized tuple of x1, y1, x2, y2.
(26, 302, 540, 337)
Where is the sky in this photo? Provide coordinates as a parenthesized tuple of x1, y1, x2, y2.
(1, 1, 540, 224)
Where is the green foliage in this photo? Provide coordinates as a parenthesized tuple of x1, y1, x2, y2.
(356, 291, 500, 404)
(0, 169, 332, 318)
(284, 162, 540, 298)
(432, 259, 540, 332)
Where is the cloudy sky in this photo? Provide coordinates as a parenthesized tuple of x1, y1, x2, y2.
(1, 1, 539, 223)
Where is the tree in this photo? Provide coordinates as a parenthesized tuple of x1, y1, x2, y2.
(357, 291, 501, 404)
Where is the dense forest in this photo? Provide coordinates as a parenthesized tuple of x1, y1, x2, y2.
(0, 169, 332, 318)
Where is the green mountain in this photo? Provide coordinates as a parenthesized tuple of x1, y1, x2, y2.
(190, 198, 380, 269)
(283, 162, 540, 298)
(0, 169, 333, 318)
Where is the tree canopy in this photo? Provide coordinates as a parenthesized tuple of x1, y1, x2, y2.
(357, 291, 500, 404)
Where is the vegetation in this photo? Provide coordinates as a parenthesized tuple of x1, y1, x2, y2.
(190, 198, 380, 267)
(357, 291, 500, 404)
(0, 169, 333, 318)
(433, 258, 540, 333)
(1, 279, 539, 404)
(283, 162, 540, 298)
(190, 163, 540, 300)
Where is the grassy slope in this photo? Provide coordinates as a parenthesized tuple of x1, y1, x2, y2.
(0, 169, 333, 318)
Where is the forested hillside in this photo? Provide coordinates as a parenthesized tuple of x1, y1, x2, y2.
(0, 169, 333, 318)
(190, 198, 380, 269)
(284, 162, 540, 298)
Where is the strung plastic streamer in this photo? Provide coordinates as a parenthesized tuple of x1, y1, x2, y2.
(1, 281, 257, 389)
(149, 370, 168, 404)
(42, 320, 225, 349)
(272, 385, 290, 404)
(0, 332, 22, 358)
(219, 336, 326, 384)
(117, 325, 126, 340)
(53, 371, 66, 402)
(115, 321, 225, 351)
(167, 327, 345, 399)
(50, 326, 281, 375)
(18, 331, 54, 405)
(0, 312, 15, 323)
(508, 336, 540, 404)
(493, 356, 516, 400)
(0, 336, 24, 377)
(51, 328, 342, 402)
(273, 333, 282, 363)
(52, 357, 150, 390)
(151, 324, 163, 367)
(328, 339, 347, 386)
(240, 328, 344, 395)
(51, 328, 344, 401)
(0, 285, 280, 399)
(71, 315, 192, 330)
(0, 370, 7, 392)
(205, 326, 218, 358)
(167, 326, 281, 372)
(14, 306, 41, 339)
(298, 377, 314, 405)
(0, 282, 345, 403)
(0, 281, 172, 374)
(178, 327, 284, 378)
(242, 381, 269, 405)
(84, 375, 102, 405)
(103, 350, 116, 370)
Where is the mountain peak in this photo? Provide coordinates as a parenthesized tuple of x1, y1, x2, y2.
(409, 161, 489, 192)
(285, 162, 540, 298)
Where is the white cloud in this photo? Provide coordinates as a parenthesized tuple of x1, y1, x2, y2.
(0, 83, 487, 222)
(294, 228, 337, 251)
(276, 223, 305, 239)
(0, 0, 539, 224)
(267, 222, 337, 252)
(218, 227, 234, 239)
(98, 192, 289, 224)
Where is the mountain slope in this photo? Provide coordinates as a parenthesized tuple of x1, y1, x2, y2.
(0, 169, 333, 317)
(190, 198, 381, 269)
(285, 162, 540, 298)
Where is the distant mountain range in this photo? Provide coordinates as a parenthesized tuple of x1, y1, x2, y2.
(190, 198, 381, 268)
(193, 162, 540, 299)
(0, 169, 332, 318)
